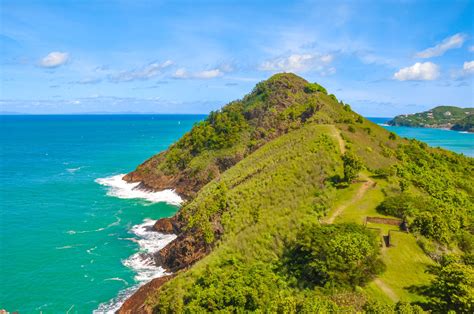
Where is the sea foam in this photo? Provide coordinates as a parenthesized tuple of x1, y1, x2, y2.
(95, 174, 183, 206)
(94, 219, 176, 313)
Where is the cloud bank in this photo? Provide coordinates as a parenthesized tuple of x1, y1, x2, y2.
(394, 62, 440, 81)
(416, 33, 466, 58)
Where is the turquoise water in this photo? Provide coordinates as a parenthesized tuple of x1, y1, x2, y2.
(368, 117, 474, 157)
(0, 115, 472, 313)
(0, 115, 204, 313)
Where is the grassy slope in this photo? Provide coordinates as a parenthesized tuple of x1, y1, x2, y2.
(147, 124, 349, 311)
(130, 74, 473, 312)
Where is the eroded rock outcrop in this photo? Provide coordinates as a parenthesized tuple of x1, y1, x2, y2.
(118, 275, 174, 314)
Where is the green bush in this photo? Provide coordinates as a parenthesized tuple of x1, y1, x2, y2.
(285, 223, 385, 287)
(342, 152, 363, 182)
(304, 82, 327, 94)
(376, 193, 432, 218)
(419, 260, 474, 313)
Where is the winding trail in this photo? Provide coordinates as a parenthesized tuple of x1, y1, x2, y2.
(324, 125, 399, 302)
(328, 125, 346, 154)
(325, 177, 374, 224)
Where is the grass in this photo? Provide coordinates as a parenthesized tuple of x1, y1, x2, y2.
(132, 74, 472, 312)
(327, 173, 434, 303)
(148, 123, 350, 312)
(375, 232, 435, 303)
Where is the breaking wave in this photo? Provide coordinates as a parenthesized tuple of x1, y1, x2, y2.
(94, 219, 176, 313)
(95, 174, 183, 206)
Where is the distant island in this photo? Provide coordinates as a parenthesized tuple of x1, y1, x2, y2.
(388, 106, 474, 132)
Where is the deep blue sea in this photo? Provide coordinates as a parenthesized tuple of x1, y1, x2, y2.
(0, 115, 472, 313)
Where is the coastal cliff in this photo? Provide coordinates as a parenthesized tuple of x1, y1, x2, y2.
(119, 73, 474, 313)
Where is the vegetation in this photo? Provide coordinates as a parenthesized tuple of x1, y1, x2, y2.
(388, 106, 474, 132)
(129, 73, 359, 197)
(124, 73, 474, 313)
(452, 114, 474, 132)
(376, 141, 474, 245)
(285, 223, 385, 288)
(342, 152, 363, 183)
(410, 256, 474, 312)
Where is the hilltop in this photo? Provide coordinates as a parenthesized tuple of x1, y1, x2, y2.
(388, 106, 474, 132)
(120, 74, 473, 313)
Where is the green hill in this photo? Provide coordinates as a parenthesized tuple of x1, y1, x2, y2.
(120, 74, 473, 313)
(388, 106, 474, 132)
(452, 114, 474, 132)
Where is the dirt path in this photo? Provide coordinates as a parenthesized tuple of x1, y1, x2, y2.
(374, 278, 399, 302)
(325, 178, 374, 224)
(328, 126, 346, 154)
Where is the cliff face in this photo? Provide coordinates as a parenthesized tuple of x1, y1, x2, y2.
(118, 275, 173, 314)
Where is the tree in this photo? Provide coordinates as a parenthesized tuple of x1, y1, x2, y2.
(285, 223, 385, 287)
(421, 260, 474, 313)
(342, 152, 363, 183)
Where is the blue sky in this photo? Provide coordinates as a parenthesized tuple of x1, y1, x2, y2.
(1, 0, 473, 116)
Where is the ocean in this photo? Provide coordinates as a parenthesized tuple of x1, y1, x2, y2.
(368, 117, 473, 157)
(0, 115, 204, 313)
(0, 115, 472, 313)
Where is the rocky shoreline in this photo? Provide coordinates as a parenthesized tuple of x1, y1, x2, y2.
(118, 207, 209, 313)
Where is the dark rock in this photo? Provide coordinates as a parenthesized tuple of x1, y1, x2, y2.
(118, 275, 174, 314)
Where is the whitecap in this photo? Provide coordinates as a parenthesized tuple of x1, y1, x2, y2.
(104, 277, 129, 285)
(66, 214, 121, 235)
(86, 246, 99, 255)
(94, 218, 176, 313)
(56, 245, 73, 250)
(66, 167, 82, 174)
(95, 174, 183, 206)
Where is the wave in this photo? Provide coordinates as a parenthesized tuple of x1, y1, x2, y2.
(94, 219, 176, 313)
(95, 174, 183, 206)
(86, 246, 99, 255)
(377, 123, 390, 126)
(56, 245, 73, 250)
(104, 277, 129, 285)
(66, 167, 83, 174)
(66, 213, 121, 235)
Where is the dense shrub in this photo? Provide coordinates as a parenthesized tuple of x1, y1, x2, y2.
(304, 82, 327, 94)
(285, 223, 385, 287)
(376, 193, 432, 218)
(417, 258, 474, 313)
(342, 152, 363, 182)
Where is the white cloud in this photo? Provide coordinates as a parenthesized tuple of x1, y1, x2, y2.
(172, 68, 224, 79)
(469, 46, 474, 52)
(39, 51, 69, 68)
(463, 60, 474, 74)
(259, 53, 334, 74)
(415, 33, 467, 58)
(110, 60, 173, 82)
(393, 62, 440, 81)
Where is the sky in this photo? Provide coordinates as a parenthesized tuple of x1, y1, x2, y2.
(0, 0, 473, 116)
